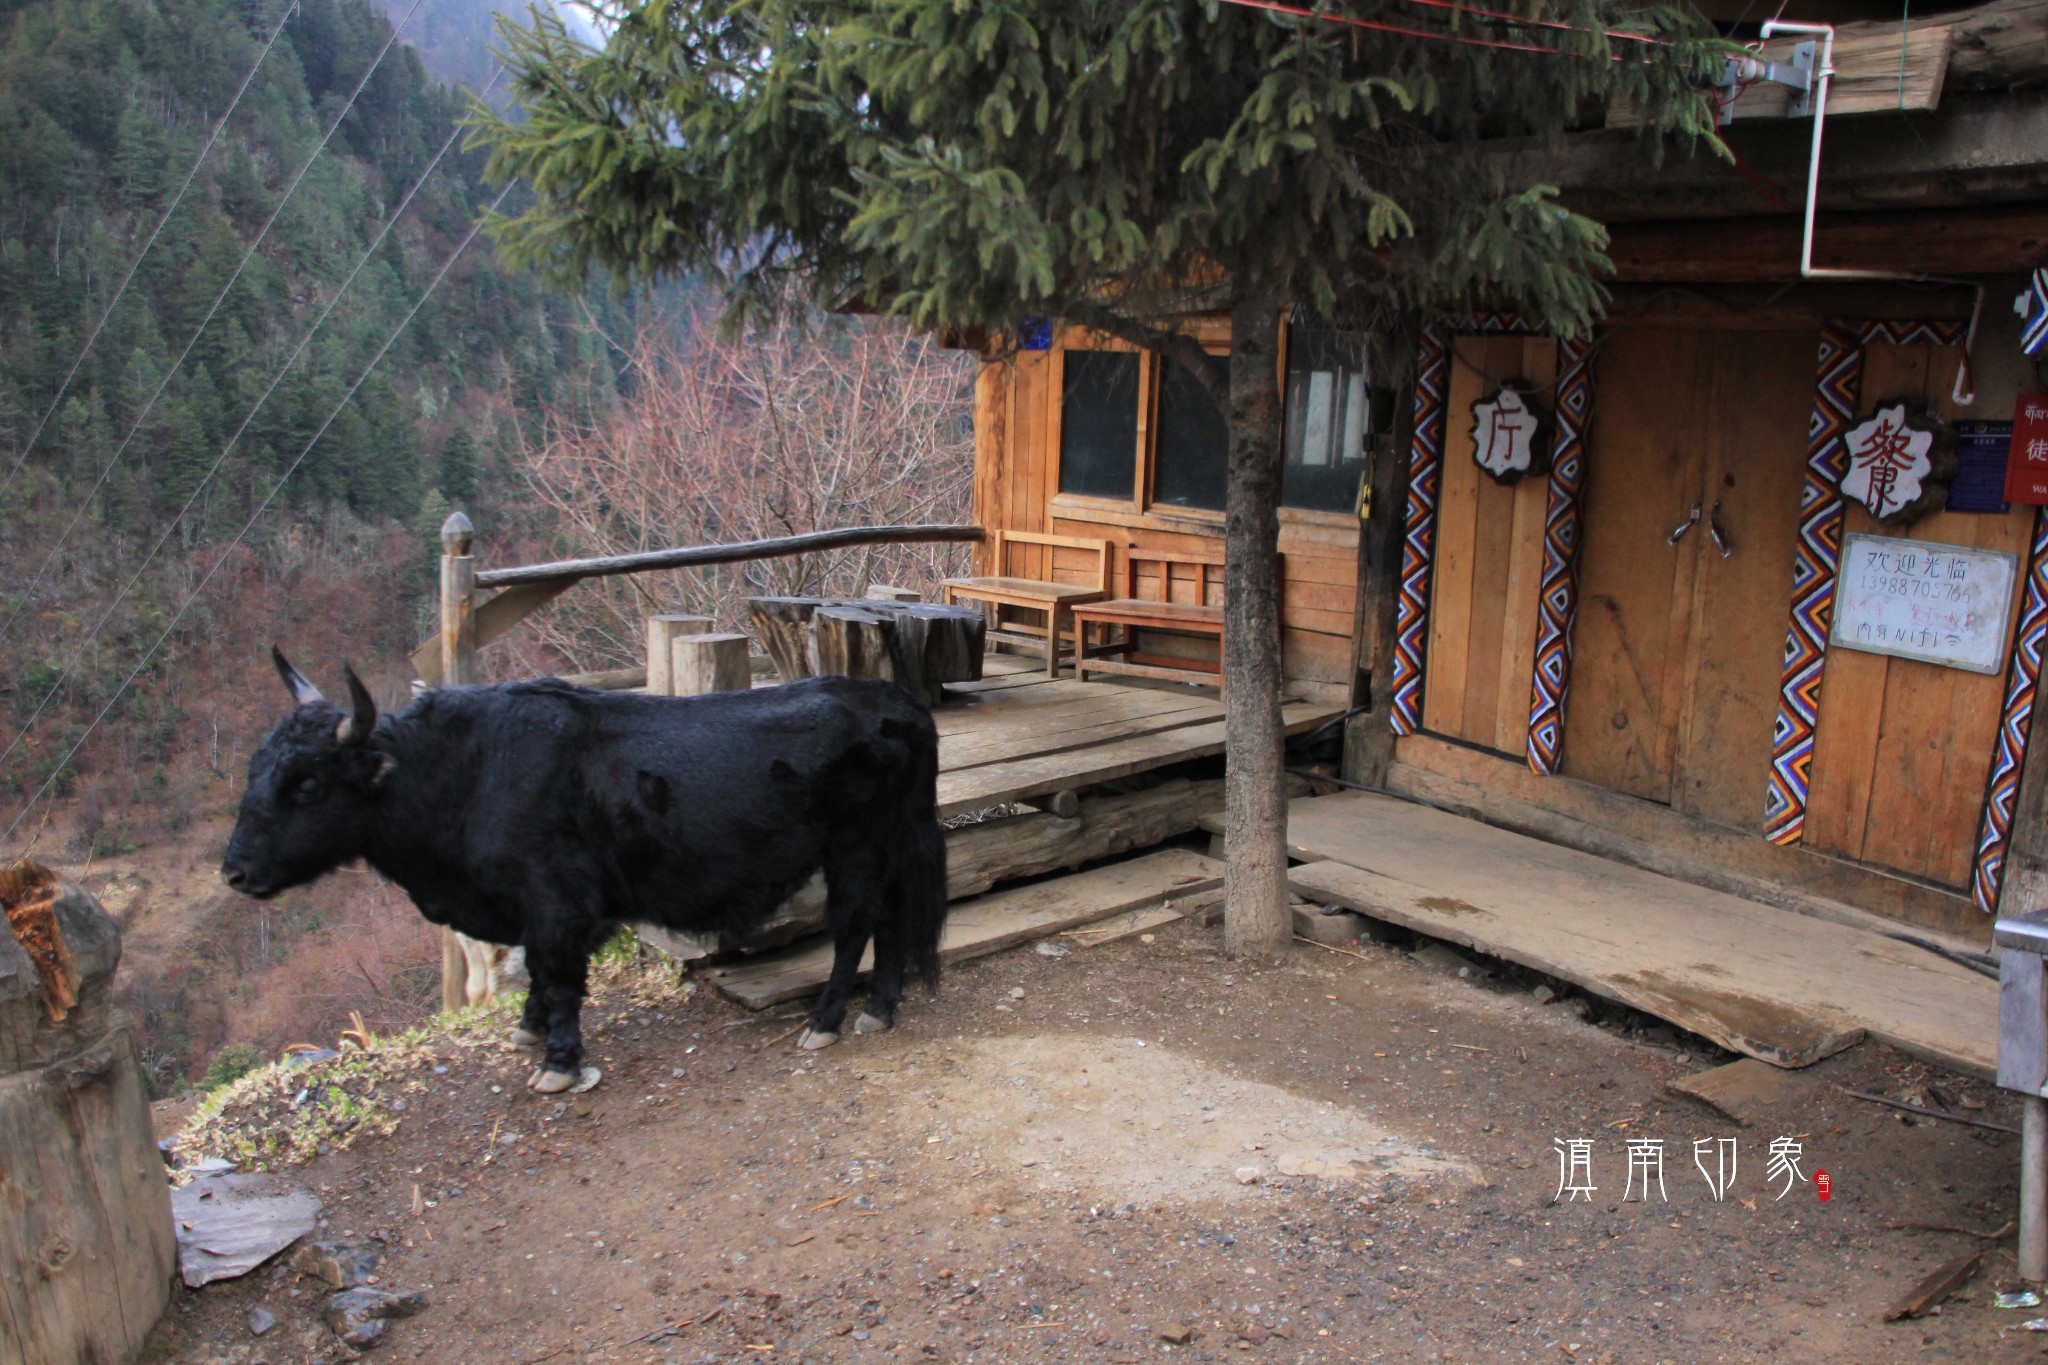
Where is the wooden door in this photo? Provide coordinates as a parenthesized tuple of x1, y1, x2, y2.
(1563, 328, 1812, 822)
(1801, 345, 2034, 888)
(1560, 331, 1713, 803)
(1422, 336, 1556, 756)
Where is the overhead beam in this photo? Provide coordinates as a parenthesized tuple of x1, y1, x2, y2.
(1603, 204, 2048, 281)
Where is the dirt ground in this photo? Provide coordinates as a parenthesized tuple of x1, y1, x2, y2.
(147, 908, 2039, 1365)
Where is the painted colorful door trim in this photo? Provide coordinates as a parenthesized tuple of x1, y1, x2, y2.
(1524, 335, 1597, 775)
(1972, 505, 2048, 912)
(1390, 316, 1598, 779)
(1761, 319, 1972, 846)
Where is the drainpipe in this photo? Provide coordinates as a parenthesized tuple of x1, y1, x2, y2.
(1760, 18, 1981, 405)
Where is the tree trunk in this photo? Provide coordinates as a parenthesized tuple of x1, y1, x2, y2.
(1221, 281, 1292, 959)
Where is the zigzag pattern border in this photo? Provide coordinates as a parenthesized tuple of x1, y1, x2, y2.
(1972, 505, 2048, 912)
(1388, 312, 1543, 735)
(1525, 335, 1597, 775)
(1763, 318, 1973, 845)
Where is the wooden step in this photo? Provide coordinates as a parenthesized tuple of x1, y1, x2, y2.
(703, 847, 1223, 1009)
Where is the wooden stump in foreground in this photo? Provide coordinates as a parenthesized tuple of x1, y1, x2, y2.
(0, 860, 174, 1365)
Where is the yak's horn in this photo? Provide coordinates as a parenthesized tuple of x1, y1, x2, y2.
(273, 646, 324, 706)
(337, 662, 378, 746)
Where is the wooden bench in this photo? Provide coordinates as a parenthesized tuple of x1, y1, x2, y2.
(941, 530, 1111, 678)
(1069, 548, 1250, 689)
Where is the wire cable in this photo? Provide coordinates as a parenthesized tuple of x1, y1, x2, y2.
(0, 0, 427, 645)
(1, 181, 517, 851)
(0, 0, 302, 501)
(0, 69, 503, 776)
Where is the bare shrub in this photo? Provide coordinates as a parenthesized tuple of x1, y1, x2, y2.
(494, 300, 976, 678)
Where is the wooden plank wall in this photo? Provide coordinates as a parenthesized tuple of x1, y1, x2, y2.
(970, 336, 1361, 694)
(1421, 336, 1556, 755)
(1803, 344, 2033, 890)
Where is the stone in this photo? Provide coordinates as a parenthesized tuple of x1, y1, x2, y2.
(1234, 1166, 1263, 1185)
(1412, 942, 1481, 976)
(1290, 903, 1366, 946)
(291, 1238, 382, 1291)
(1159, 1323, 1196, 1345)
(325, 1287, 427, 1349)
(249, 1307, 277, 1337)
(1008, 987, 1025, 1000)
(1531, 985, 1557, 1005)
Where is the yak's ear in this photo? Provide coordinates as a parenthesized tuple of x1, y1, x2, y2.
(273, 646, 324, 706)
(336, 661, 378, 746)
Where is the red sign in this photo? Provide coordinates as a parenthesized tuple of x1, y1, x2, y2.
(1815, 1169, 1831, 1202)
(2003, 395, 2048, 505)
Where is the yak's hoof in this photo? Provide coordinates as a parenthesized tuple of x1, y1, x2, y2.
(797, 1027, 840, 1051)
(854, 1012, 891, 1035)
(529, 1066, 578, 1094)
(509, 1027, 543, 1048)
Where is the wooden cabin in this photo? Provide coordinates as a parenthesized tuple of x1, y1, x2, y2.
(958, 0, 2048, 946)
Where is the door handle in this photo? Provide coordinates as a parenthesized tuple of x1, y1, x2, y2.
(1668, 501, 1702, 546)
(1708, 501, 1733, 558)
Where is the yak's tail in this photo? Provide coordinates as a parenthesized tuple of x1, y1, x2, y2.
(880, 711, 948, 990)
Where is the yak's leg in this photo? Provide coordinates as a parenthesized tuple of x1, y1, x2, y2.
(802, 853, 880, 1050)
(858, 911, 906, 1035)
(511, 983, 546, 1050)
(523, 925, 594, 1091)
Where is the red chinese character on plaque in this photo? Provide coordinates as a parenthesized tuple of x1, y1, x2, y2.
(1841, 403, 1936, 520)
(1469, 385, 1548, 484)
(2005, 394, 2048, 506)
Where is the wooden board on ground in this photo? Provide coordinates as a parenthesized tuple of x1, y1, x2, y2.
(938, 700, 1338, 818)
(703, 848, 1224, 1009)
(1267, 792, 1995, 1076)
(1665, 1057, 1811, 1128)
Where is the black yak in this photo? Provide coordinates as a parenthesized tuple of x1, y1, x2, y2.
(223, 650, 947, 1091)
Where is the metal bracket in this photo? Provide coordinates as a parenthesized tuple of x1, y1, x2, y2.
(1716, 40, 1817, 124)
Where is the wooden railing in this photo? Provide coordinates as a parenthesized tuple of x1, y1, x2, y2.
(410, 514, 985, 687)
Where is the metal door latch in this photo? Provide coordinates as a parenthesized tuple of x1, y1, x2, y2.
(1709, 501, 1734, 558)
(1715, 40, 1817, 124)
(1668, 501, 1702, 546)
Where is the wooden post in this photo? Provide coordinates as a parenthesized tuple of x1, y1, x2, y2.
(646, 614, 715, 696)
(671, 633, 752, 696)
(1, 864, 175, 1364)
(2026, 1096, 2048, 1282)
(747, 597, 824, 683)
(439, 512, 475, 1013)
(865, 584, 922, 602)
(812, 605, 899, 684)
(1344, 318, 1419, 789)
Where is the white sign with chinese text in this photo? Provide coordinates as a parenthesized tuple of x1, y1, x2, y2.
(1470, 386, 1541, 479)
(1840, 403, 1936, 519)
(1829, 532, 2019, 675)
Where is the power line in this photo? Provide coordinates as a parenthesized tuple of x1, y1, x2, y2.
(0, 0, 427, 645)
(0, 68, 504, 774)
(1, 181, 518, 851)
(0, 0, 302, 501)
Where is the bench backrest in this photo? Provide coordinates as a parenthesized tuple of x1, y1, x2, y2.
(1127, 548, 1226, 606)
(994, 529, 1113, 594)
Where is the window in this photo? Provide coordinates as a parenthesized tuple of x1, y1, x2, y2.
(1282, 325, 1371, 513)
(1151, 357, 1228, 512)
(1058, 350, 1140, 500)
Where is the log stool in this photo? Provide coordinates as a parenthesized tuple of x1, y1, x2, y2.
(746, 597, 986, 706)
(1, 860, 175, 1364)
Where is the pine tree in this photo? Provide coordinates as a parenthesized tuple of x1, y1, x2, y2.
(475, 0, 1724, 954)
(438, 426, 479, 506)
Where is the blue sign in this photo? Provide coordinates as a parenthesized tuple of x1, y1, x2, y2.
(1018, 317, 1053, 351)
(1948, 420, 2013, 514)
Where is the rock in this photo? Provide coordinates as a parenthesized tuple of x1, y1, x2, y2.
(1008, 987, 1026, 1000)
(1532, 985, 1557, 1004)
(1034, 940, 1070, 958)
(1159, 1323, 1196, 1345)
(325, 1287, 427, 1349)
(1412, 941, 1480, 976)
(171, 1175, 322, 1288)
(1234, 1165, 1263, 1185)
(249, 1307, 277, 1337)
(291, 1238, 382, 1290)
(1290, 903, 1366, 946)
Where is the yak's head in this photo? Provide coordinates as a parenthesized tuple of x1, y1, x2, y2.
(221, 648, 395, 899)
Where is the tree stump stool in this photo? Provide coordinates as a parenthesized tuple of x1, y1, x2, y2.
(1, 860, 175, 1365)
(748, 597, 985, 705)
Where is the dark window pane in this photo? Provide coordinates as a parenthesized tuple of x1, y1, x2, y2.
(1282, 325, 1371, 513)
(1153, 357, 1228, 512)
(1058, 350, 1139, 500)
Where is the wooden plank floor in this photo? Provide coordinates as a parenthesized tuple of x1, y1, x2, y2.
(1256, 792, 1995, 1078)
(932, 654, 1342, 818)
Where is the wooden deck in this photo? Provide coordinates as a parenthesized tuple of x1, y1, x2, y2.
(931, 652, 1342, 818)
(1228, 791, 1997, 1079)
